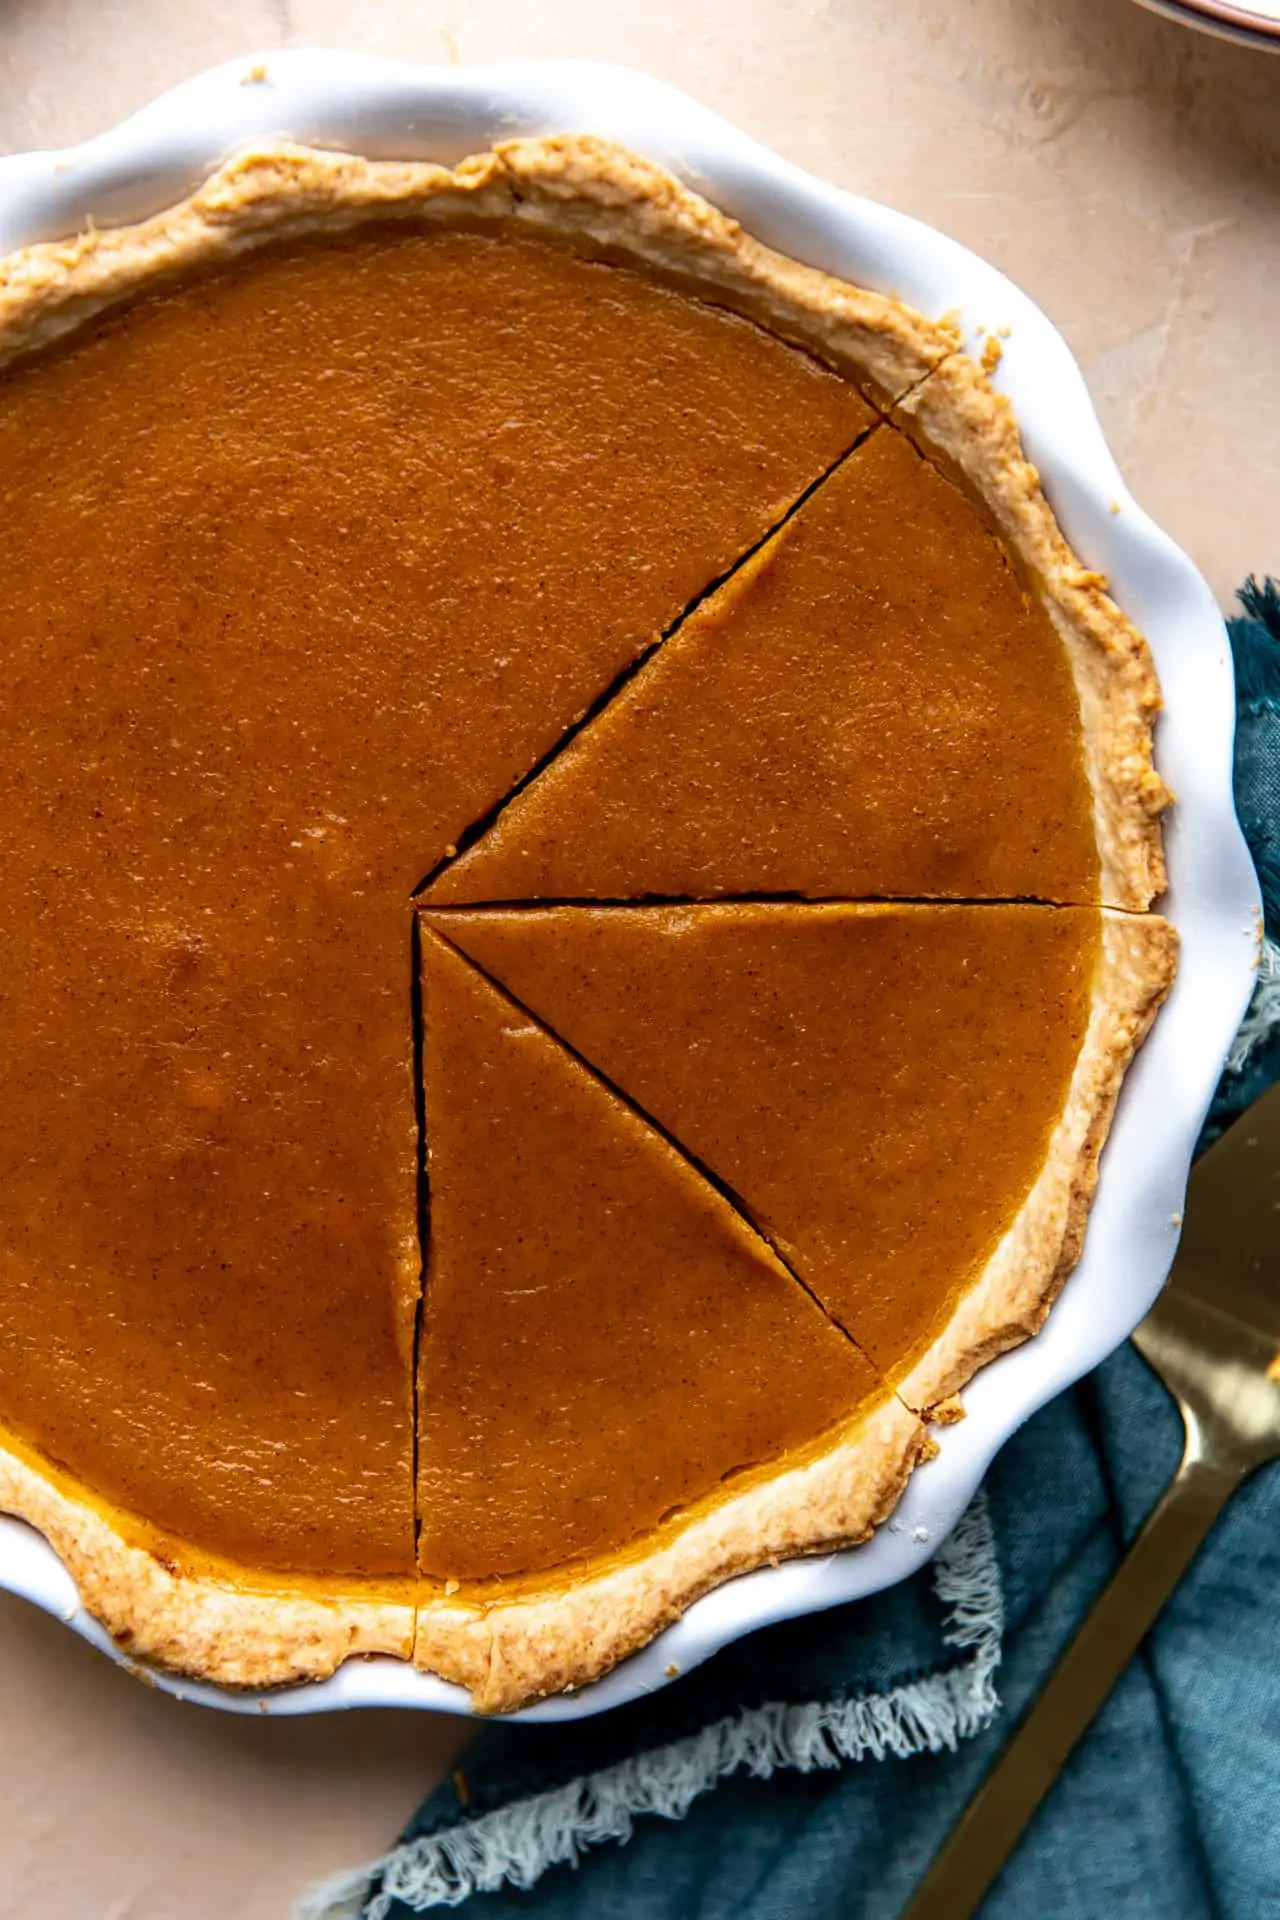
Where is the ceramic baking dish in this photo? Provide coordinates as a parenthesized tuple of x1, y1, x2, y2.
(0, 49, 1258, 1721)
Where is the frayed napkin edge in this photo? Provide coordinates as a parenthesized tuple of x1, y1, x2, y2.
(298, 1492, 1002, 1920)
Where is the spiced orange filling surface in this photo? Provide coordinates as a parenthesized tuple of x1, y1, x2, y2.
(0, 223, 871, 1575)
(418, 930, 884, 1579)
(424, 903, 1100, 1396)
(431, 425, 1100, 908)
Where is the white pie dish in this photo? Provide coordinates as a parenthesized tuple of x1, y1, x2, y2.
(0, 49, 1258, 1722)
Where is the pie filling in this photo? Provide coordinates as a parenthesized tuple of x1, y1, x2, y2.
(420, 901, 1100, 1405)
(0, 142, 1173, 1687)
(417, 928, 890, 1581)
(428, 423, 1101, 909)
(0, 219, 875, 1581)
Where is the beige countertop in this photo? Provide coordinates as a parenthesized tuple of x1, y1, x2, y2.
(0, 3, 1276, 1916)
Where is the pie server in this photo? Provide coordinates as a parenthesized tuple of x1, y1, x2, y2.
(906, 1075, 1280, 1919)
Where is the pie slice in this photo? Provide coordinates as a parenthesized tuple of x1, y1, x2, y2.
(415, 930, 922, 1704)
(426, 903, 1177, 1409)
(417, 926, 907, 1573)
(429, 424, 1154, 911)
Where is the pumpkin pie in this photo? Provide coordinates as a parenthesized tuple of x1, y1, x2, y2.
(0, 135, 1174, 1710)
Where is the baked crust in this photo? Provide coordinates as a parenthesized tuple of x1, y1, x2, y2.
(894, 360, 1171, 911)
(0, 135, 1171, 1707)
(0, 135, 953, 402)
(0, 1443, 413, 1686)
(899, 910, 1179, 1411)
(0, 1378, 922, 1708)
(414, 1391, 927, 1714)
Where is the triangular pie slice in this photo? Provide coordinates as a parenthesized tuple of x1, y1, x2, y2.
(429, 424, 1146, 911)
(416, 929, 920, 1607)
(425, 903, 1176, 1411)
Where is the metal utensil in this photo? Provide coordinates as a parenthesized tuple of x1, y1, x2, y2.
(906, 1077, 1280, 1920)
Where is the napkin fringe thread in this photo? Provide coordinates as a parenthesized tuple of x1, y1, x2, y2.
(1226, 936, 1280, 1076)
(299, 1493, 1002, 1919)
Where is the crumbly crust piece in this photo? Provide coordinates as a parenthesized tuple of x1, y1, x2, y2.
(895, 360, 1171, 911)
(0, 1444, 413, 1686)
(413, 1391, 926, 1714)
(0, 135, 954, 402)
(899, 910, 1178, 1410)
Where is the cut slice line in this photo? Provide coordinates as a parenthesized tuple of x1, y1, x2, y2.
(425, 900, 1135, 1408)
(421, 916, 900, 1402)
(427, 417, 1108, 911)
(424, 893, 1083, 913)
(409, 911, 429, 1555)
(415, 925, 906, 1583)
(413, 416, 886, 899)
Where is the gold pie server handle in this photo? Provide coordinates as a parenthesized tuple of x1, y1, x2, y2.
(902, 1446, 1243, 1920)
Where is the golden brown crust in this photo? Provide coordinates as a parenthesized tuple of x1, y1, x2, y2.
(894, 359, 1171, 911)
(0, 1380, 921, 1707)
(413, 1392, 926, 1713)
(0, 1443, 413, 1687)
(0, 135, 1168, 1706)
(0, 135, 954, 404)
(900, 910, 1178, 1411)
(493, 137, 955, 400)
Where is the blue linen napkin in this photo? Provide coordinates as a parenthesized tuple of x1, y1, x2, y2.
(312, 580, 1280, 1920)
